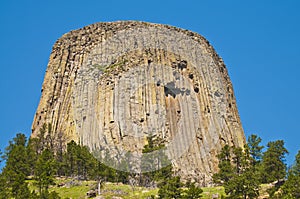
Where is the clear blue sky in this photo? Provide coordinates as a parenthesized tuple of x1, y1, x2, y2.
(0, 1, 299, 166)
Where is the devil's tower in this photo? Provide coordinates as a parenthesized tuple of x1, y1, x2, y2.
(32, 21, 245, 186)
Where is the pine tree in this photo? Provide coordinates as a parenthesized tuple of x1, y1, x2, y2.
(55, 131, 68, 176)
(34, 149, 57, 197)
(141, 135, 172, 187)
(247, 134, 264, 166)
(182, 181, 203, 199)
(33, 123, 68, 177)
(213, 145, 234, 184)
(0, 173, 9, 199)
(158, 176, 183, 199)
(214, 144, 260, 199)
(77, 145, 98, 180)
(261, 140, 288, 183)
(27, 137, 40, 175)
(63, 140, 115, 182)
(1, 133, 32, 199)
(65, 140, 78, 177)
(280, 150, 300, 198)
(232, 147, 244, 175)
(37, 124, 47, 154)
(290, 150, 300, 176)
(224, 168, 260, 199)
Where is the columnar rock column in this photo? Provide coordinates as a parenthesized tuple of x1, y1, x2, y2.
(31, 21, 245, 186)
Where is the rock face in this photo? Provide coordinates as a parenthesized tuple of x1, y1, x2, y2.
(31, 21, 245, 186)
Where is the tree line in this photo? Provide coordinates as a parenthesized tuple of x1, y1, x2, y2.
(0, 124, 131, 198)
(213, 134, 300, 199)
(0, 123, 299, 199)
(0, 124, 203, 198)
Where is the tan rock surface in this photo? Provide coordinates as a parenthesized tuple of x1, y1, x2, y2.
(31, 21, 245, 186)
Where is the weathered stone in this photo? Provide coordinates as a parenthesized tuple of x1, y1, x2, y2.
(111, 197, 123, 199)
(31, 21, 245, 186)
(86, 190, 97, 198)
(94, 196, 105, 199)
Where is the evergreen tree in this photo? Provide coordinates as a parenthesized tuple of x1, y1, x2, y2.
(280, 150, 300, 199)
(232, 147, 244, 175)
(77, 145, 98, 180)
(261, 140, 288, 183)
(36, 124, 48, 154)
(141, 135, 172, 187)
(64, 140, 79, 177)
(34, 149, 57, 197)
(247, 134, 264, 166)
(0, 173, 9, 199)
(27, 137, 40, 175)
(91, 148, 119, 182)
(182, 181, 203, 199)
(55, 131, 68, 176)
(224, 168, 260, 199)
(2, 133, 27, 160)
(1, 133, 32, 199)
(44, 123, 54, 151)
(213, 145, 234, 184)
(33, 123, 68, 177)
(158, 176, 183, 199)
(289, 150, 300, 176)
(63, 140, 116, 182)
(214, 144, 260, 199)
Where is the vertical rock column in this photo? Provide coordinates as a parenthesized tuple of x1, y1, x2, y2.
(32, 21, 245, 186)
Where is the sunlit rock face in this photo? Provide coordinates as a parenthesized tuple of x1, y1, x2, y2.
(31, 21, 245, 186)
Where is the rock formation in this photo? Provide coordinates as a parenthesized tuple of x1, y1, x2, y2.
(31, 21, 245, 186)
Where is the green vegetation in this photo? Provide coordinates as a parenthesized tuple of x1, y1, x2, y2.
(201, 186, 225, 199)
(158, 176, 183, 198)
(34, 149, 57, 198)
(279, 150, 300, 198)
(261, 140, 289, 183)
(213, 142, 260, 198)
(0, 124, 126, 198)
(140, 135, 172, 187)
(0, 133, 34, 198)
(212, 134, 299, 199)
(29, 178, 227, 199)
(0, 125, 300, 199)
(105, 60, 127, 72)
(92, 59, 127, 73)
(99, 182, 158, 199)
(181, 181, 203, 199)
(92, 64, 107, 72)
(48, 179, 93, 199)
(247, 134, 264, 167)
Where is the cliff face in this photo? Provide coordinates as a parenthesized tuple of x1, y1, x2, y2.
(32, 21, 245, 186)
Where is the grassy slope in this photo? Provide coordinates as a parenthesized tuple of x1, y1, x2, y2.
(100, 183, 158, 199)
(51, 182, 225, 199)
(26, 178, 232, 198)
(28, 178, 159, 199)
(202, 186, 225, 199)
(50, 181, 93, 199)
(27, 178, 93, 199)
